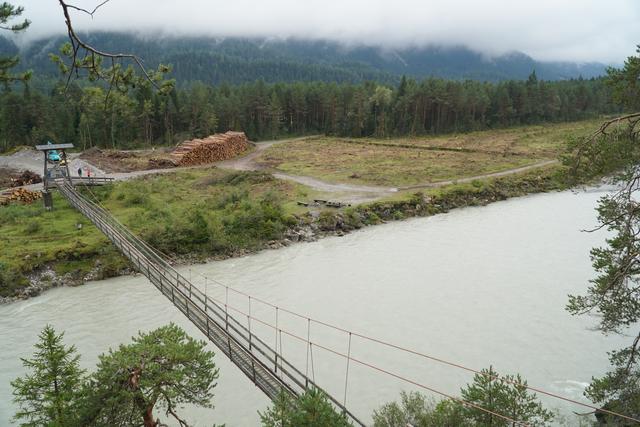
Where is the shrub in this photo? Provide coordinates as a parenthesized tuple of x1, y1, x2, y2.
(260, 388, 352, 427)
(0, 263, 29, 297)
(23, 220, 41, 234)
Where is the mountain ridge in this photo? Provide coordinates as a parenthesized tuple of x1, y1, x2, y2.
(0, 32, 608, 85)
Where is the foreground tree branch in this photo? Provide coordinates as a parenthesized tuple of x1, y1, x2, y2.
(63, 0, 110, 17)
(53, 0, 173, 95)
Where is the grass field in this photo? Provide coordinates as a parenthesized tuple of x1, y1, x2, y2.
(255, 119, 601, 187)
(0, 167, 314, 296)
(1, 118, 602, 297)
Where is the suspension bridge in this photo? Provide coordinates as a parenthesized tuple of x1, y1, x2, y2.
(38, 143, 639, 426)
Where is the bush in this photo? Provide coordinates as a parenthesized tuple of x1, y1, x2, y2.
(260, 388, 352, 427)
(23, 220, 41, 234)
(373, 392, 468, 427)
(0, 263, 28, 297)
(220, 196, 288, 246)
(123, 191, 149, 206)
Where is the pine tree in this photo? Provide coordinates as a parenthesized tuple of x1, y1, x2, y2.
(11, 325, 84, 427)
(565, 46, 640, 423)
(77, 323, 219, 427)
(260, 388, 353, 427)
(0, 2, 30, 83)
(461, 367, 553, 426)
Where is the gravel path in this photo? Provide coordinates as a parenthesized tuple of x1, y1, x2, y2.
(399, 159, 559, 190)
(216, 139, 559, 202)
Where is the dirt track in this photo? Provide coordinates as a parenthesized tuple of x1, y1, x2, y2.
(215, 138, 559, 202)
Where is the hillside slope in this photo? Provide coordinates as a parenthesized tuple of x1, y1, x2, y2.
(1, 33, 608, 85)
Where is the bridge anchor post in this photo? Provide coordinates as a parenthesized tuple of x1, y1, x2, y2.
(42, 190, 53, 211)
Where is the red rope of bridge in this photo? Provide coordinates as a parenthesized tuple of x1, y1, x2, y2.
(205, 293, 529, 426)
(193, 270, 640, 425)
(73, 190, 639, 425)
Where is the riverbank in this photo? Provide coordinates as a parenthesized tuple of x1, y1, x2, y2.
(0, 162, 567, 304)
(0, 184, 619, 426)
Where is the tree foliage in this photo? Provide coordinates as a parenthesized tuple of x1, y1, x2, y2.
(461, 367, 553, 426)
(606, 45, 640, 111)
(565, 46, 640, 423)
(12, 323, 219, 427)
(260, 388, 353, 427)
(372, 367, 553, 426)
(77, 323, 218, 427)
(372, 391, 468, 427)
(0, 74, 618, 152)
(0, 1, 30, 83)
(11, 325, 84, 427)
(48, 0, 173, 97)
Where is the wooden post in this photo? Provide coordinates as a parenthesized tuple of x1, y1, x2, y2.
(62, 149, 72, 184)
(42, 152, 48, 190)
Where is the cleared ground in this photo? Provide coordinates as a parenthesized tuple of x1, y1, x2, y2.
(255, 119, 600, 187)
(79, 147, 177, 173)
(0, 167, 19, 189)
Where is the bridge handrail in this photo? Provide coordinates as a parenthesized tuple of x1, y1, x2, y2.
(58, 182, 363, 425)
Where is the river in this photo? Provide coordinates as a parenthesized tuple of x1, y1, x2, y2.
(0, 188, 631, 426)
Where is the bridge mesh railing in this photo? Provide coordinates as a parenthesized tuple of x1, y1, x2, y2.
(58, 182, 364, 426)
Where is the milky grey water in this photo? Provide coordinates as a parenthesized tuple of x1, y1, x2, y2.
(0, 188, 630, 426)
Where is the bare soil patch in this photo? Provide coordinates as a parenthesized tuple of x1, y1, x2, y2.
(79, 148, 177, 173)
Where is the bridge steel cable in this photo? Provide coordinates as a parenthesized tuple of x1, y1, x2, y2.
(57, 182, 365, 426)
(63, 181, 640, 425)
(198, 293, 529, 426)
(185, 269, 640, 425)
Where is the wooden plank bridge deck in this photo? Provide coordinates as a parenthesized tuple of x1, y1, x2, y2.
(49, 176, 114, 188)
(57, 179, 364, 426)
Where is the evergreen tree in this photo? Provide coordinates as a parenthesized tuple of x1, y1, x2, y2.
(372, 367, 553, 427)
(0, 1, 30, 84)
(260, 388, 353, 427)
(77, 323, 219, 427)
(461, 367, 553, 426)
(372, 391, 469, 427)
(606, 45, 640, 111)
(565, 46, 640, 424)
(11, 325, 84, 427)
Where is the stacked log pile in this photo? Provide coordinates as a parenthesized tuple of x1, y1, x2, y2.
(0, 188, 42, 205)
(171, 131, 251, 166)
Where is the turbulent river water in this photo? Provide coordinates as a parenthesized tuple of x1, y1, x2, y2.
(0, 188, 631, 426)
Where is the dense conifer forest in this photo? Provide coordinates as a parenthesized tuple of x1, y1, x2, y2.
(0, 72, 618, 151)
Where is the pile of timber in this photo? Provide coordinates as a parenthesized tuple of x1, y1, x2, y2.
(0, 188, 42, 205)
(10, 170, 42, 187)
(171, 131, 251, 166)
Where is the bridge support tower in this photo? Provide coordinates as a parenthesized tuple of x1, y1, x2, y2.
(35, 143, 74, 211)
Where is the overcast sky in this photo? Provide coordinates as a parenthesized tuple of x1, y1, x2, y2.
(12, 0, 640, 63)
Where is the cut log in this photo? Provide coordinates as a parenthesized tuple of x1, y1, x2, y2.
(0, 188, 42, 205)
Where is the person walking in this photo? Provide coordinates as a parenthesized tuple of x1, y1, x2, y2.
(77, 167, 82, 177)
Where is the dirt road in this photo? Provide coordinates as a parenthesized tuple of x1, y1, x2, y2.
(1, 139, 559, 204)
(215, 138, 559, 202)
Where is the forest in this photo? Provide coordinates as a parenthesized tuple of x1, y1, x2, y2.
(1, 34, 608, 87)
(0, 73, 619, 151)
